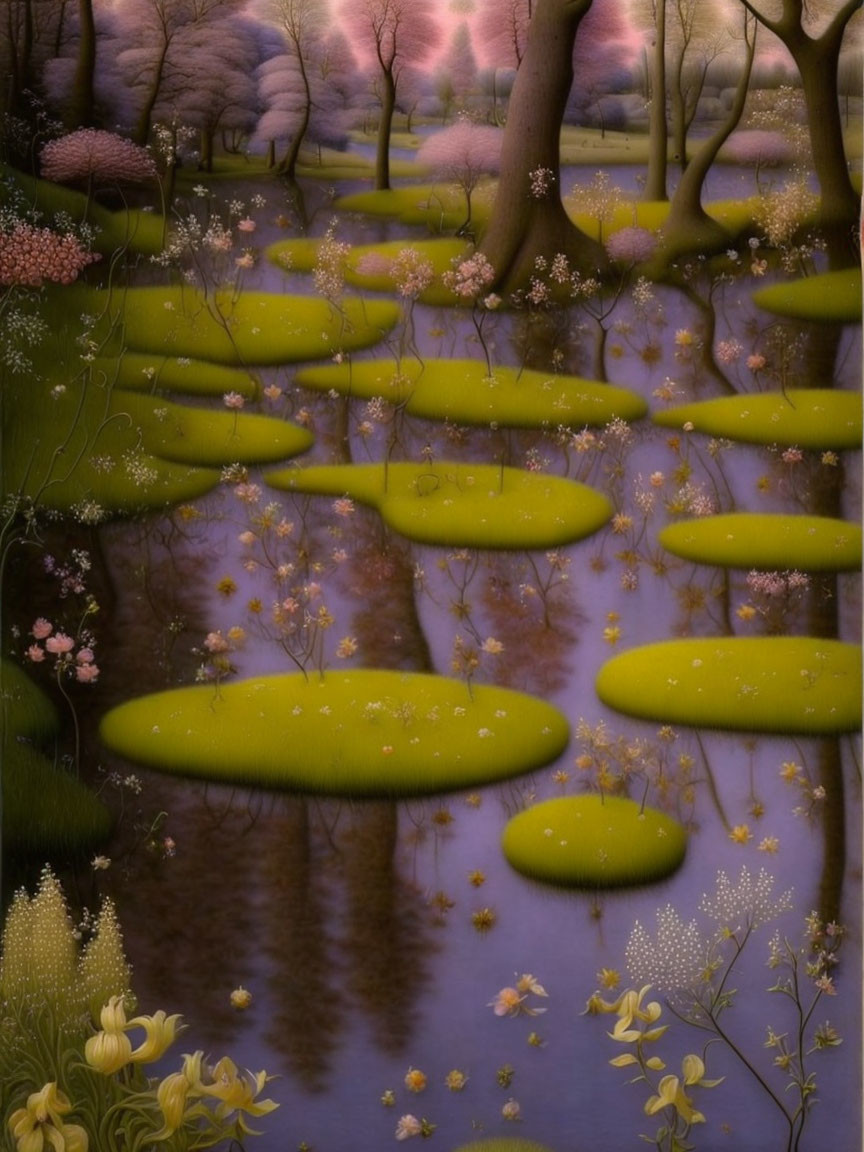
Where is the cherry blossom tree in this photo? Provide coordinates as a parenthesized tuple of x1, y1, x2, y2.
(340, 0, 442, 190)
(160, 15, 262, 169)
(436, 22, 479, 120)
(480, 0, 608, 288)
(40, 127, 157, 184)
(417, 120, 504, 231)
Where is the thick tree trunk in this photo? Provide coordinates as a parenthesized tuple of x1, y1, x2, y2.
(68, 0, 96, 128)
(655, 13, 756, 265)
(480, 0, 608, 289)
(644, 0, 668, 200)
(794, 37, 860, 264)
(375, 68, 396, 191)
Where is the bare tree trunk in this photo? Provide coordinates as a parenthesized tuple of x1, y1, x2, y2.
(655, 12, 756, 263)
(68, 0, 96, 128)
(644, 0, 668, 200)
(133, 39, 170, 146)
(375, 68, 396, 190)
(481, 0, 608, 289)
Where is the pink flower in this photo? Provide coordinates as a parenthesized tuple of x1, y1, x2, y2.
(224, 392, 245, 410)
(32, 618, 53, 639)
(332, 497, 355, 517)
(746, 353, 766, 372)
(76, 647, 95, 664)
(45, 633, 75, 654)
(782, 446, 803, 465)
(237, 218, 257, 233)
(204, 631, 230, 653)
(75, 663, 100, 683)
(26, 645, 45, 662)
(235, 253, 255, 269)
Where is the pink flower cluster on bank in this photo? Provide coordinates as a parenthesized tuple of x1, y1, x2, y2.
(0, 225, 100, 287)
(40, 128, 157, 185)
(26, 617, 99, 682)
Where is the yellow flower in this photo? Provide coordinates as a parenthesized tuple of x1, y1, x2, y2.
(780, 761, 801, 782)
(404, 1068, 427, 1093)
(8, 1083, 89, 1152)
(729, 824, 753, 844)
(597, 968, 621, 990)
(644, 1054, 723, 1126)
(736, 604, 756, 620)
(609, 986, 667, 1044)
(758, 836, 780, 854)
(128, 1010, 183, 1063)
(230, 986, 253, 1010)
(154, 1071, 193, 1139)
(445, 1069, 468, 1091)
(468, 870, 486, 887)
(603, 626, 621, 645)
(515, 973, 548, 998)
(201, 1056, 279, 1122)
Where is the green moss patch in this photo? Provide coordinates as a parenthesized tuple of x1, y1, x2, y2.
(96, 353, 260, 399)
(4, 743, 113, 857)
(502, 794, 687, 889)
(659, 513, 861, 572)
(564, 197, 757, 244)
(99, 671, 570, 797)
(265, 461, 612, 549)
(1, 662, 111, 856)
(754, 269, 862, 323)
(293, 358, 647, 428)
(91, 287, 400, 366)
(269, 237, 470, 305)
(333, 182, 493, 233)
(653, 390, 862, 450)
(117, 393, 312, 467)
(596, 638, 861, 734)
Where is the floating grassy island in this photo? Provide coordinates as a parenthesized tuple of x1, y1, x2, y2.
(596, 638, 861, 734)
(653, 390, 861, 450)
(659, 513, 862, 572)
(265, 461, 612, 549)
(753, 269, 862, 323)
(502, 794, 687, 888)
(85, 286, 400, 366)
(99, 670, 570, 797)
(293, 358, 647, 428)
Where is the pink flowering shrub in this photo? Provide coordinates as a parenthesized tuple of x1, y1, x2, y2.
(721, 131, 794, 168)
(0, 224, 100, 286)
(605, 227, 658, 265)
(40, 129, 157, 185)
(26, 617, 100, 683)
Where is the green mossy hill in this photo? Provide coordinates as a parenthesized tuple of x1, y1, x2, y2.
(1, 165, 164, 256)
(659, 514, 862, 572)
(502, 794, 687, 889)
(88, 286, 400, 366)
(452, 1142, 557, 1152)
(754, 269, 862, 323)
(4, 743, 113, 857)
(334, 183, 494, 233)
(1, 662, 111, 855)
(96, 353, 260, 399)
(2, 313, 222, 514)
(653, 390, 862, 451)
(99, 671, 570, 797)
(269, 237, 469, 305)
(118, 393, 312, 467)
(264, 461, 612, 549)
(293, 358, 647, 428)
(596, 638, 861, 735)
(565, 197, 757, 246)
(1, 661, 58, 742)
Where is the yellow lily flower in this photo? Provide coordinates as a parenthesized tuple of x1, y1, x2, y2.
(203, 1056, 279, 1122)
(85, 997, 183, 1075)
(8, 1083, 89, 1152)
(128, 1010, 184, 1064)
(644, 1055, 723, 1125)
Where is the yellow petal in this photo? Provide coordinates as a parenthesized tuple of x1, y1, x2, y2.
(129, 1012, 183, 1064)
(644, 1057, 666, 1071)
(681, 1054, 705, 1084)
(84, 1030, 133, 1075)
(61, 1124, 90, 1152)
(609, 1053, 639, 1067)
(641, 1024, 670, 1042)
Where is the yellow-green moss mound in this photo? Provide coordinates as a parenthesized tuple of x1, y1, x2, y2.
(653, 390, 861, 450)
(99, 671, 570, 797)
(269, 236, 469, 305)
(293, 358, 647, 428)
(502, 795, 687, 888)
(97, 353, 260, 399)
(264, 461, 612, 549)
(754, 269, 862, 323)
(659, 514, 861, 572)
(596, 638, 861, 734)
(89, 286, 400, 365)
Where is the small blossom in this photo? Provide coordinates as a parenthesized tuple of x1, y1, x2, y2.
(91, 855, 111, 870)
(404, 1068, 427, 1093)
(395, 1114, 422, 1141)
(445, 1070, 467, 1091)
(32, 618, 53, 639)
(223, 391, 245, 410)
(501, 1099, 521, 1121)
(230, 986, 253, 1010)
(729, 824, 753, 844)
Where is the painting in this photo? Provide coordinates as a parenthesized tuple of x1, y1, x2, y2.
(0, 1, 860, 1150)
